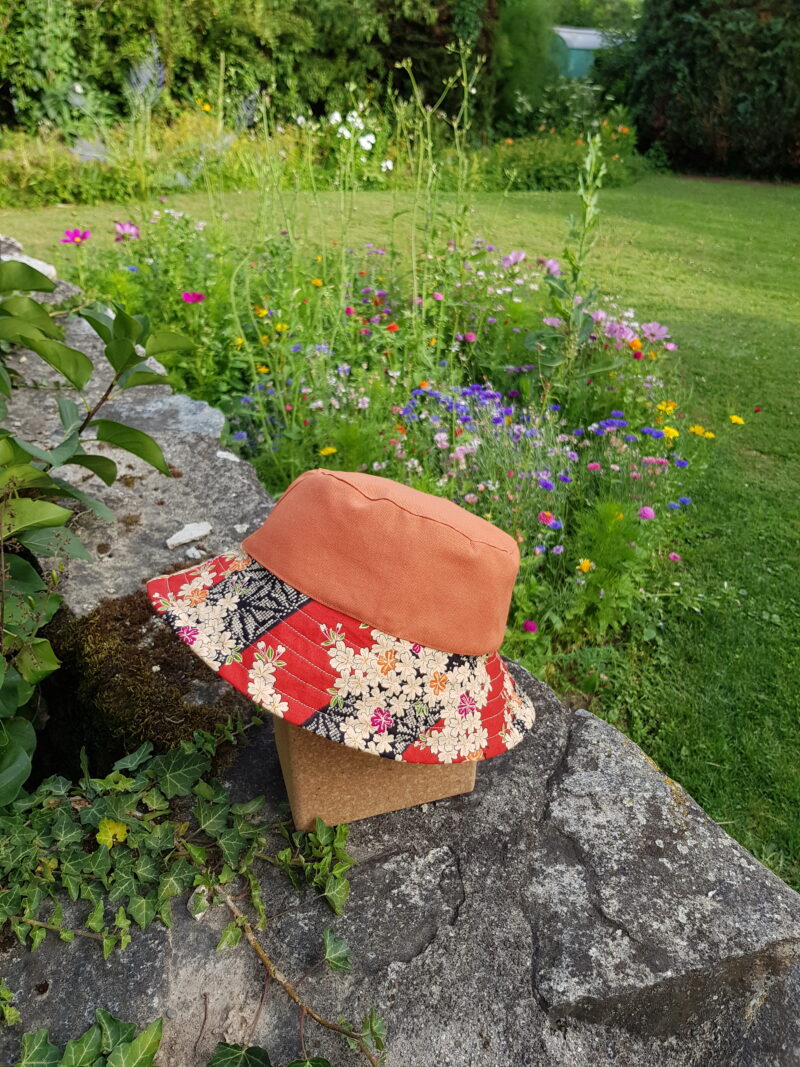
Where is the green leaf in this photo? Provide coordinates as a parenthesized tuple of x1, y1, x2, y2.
(56, 396, 81, 433)
(145, 748, 210, 799)
(110, 307, 143, 345)
(25, 339, 93, 390)
(105, 1019, 162, 1067)
(207, 1044, 272, 1067)
(89, 420, 170, 477)
(102, 934, 118, 960)
(193, 798, 229, 837)
(0, 498, 72, 539)
(61, 1024, 102, 1066)
(127, 894, 157, 930)
(215, 826, 245, 869)
(96, 1011, 136, 1055)
(0, 295, 62, 336)
(322, 875, 350, 916)
(4, 553, 45, 593)
(0, 315, 47, 344)
(360, 1006, 387, 1052)
(16, 525, 91, 561)
(15, 637, 60, 684)
(145, 330, 194, 357)
(215, 921, 242, 950)
(285, 1059, 333, 1067)
(85, 898, 106, 933)
(103, 339, 139, 375)
(120, 371, 168, 389)
(16, 1028, 60, 1066)
(79, 309, 113, 345)
(0, 260, 55, 294)
(60, 453, 118, 487)
(229, 796, 265, 816)
(322, 928, 352, 972)
(0, 723, 34, 805)
(112, 742, 153, 773)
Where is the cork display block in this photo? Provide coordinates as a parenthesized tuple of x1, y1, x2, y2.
(272, 718, 477, 830)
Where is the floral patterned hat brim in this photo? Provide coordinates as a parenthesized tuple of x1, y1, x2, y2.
(147, 551, 536, 765)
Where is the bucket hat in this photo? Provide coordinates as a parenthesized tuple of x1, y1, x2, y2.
(147, 469, 536, 764)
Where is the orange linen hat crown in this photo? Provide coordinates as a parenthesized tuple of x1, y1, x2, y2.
(147, 470, 536, 764)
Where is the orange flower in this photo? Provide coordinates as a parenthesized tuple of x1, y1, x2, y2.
(310, 278, 323, 286)
(377, 649, 398, 675)
(187, 587, 209, 606)
(628, 337, 643, 351)
(429, 671, 448, 696)
(505, 138, 514, 146)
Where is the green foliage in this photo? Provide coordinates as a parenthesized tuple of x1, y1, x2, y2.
(10, 1012, 160, 1067)
(0, 977, 22, 1028)
(631, 0, 800, 178)
(0, 268, 186, 803)
(274, 819, 354, 915)
(492, 0, 556, 135)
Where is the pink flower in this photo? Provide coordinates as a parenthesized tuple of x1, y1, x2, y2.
(345, 306, 354, 315)
(543, 257, 561, 275)
(432, 292, 444, 301)
(177, 626, 199, 645)
(537, 510, 555, 525)
(457, 693, 478, 717)
(668, 552, 682, 562)
(61, 228, 91, 244)
(464, 332, 477, 343)
(114, 220, 140, 241)
(587, 462, 602, 471)
(523, 620, 538, 633)
(463, 493, 478, 504)
(181, 291, 206, 304)
(638, 506, 656, 520)
(370, 708, 393, 733)
(543, 317, 562, 328)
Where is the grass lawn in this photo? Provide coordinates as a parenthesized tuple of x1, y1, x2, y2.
(4, 174, 799, 888)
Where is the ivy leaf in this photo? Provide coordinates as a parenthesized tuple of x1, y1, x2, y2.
(145, 748, 210, 799)
(229, 796, 265, 816)
(96, 1010, 136, 1055)
(215, 921, 242, 950)
(86, 898, 105, 933)
(360, 1006, 387, 1052)
(112, 742, 153, 773)
(50, 807, 83, 847)
(215, 826, 245, 869)
(322, 928, 351, 972)
(61, 1024, 102, 1066)
(16, 1028, 60, 1066)
(105, 1018, 162, 1067)
(193, 799, 229, 837)
(127, 893, 157, 930)
(322, 875, 349, 916)
(285, 1060, 333, 1067)
(206, 1044, 272, 1067)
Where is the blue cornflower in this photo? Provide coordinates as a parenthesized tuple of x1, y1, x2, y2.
(558, 473, 572, 483)
(125, 265, 140, 273)
(668, 502, 680, 510)
(549, 403, 561, 411)
(538, 478, 555, 491)
(290, 343, 302, 352)
(548, 519, 563, 531)
(232, 431, 247, 441)
(611, 409, 624, 417)
(240, 396, 253, 404)
(674, 458, 689, 468)
(679, 496, 692, 505)
(572, 428, 584, 437)
(625, 434, 638, 442)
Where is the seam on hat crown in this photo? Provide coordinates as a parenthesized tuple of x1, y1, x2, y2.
(309, 468, 519, 558)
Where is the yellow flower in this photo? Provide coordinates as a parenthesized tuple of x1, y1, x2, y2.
(234, 336, 244, 348)
(577, 559, 595, 573)
(663, 426, 679, 439)
(615, 512, 624, 521)
(688, 424, 706, 436)
(253, 305, 269, 318)
(628, 338, 643, 351)
(648, 350, 658, 360)
(704, 431, 715, 439)
(260, 334, 270, 345)
(202, 102, 212, 113)
(96, 819, 127, 848)
(729, 414, 745, 425)
(429, 337, 437, 346)
(256, 364, 270, 373)
(318, 446, 337, 456)
(656, 400, 678, 413)
(275, 323, 289, 332)
(315, 255, 322, 262)
(310, 278, 323, 287)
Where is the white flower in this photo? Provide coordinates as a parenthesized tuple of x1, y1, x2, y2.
(296, 115, 306, 126)
(329, 111, 342, 125)
(380, 159, 394, 172)
(73, 82, 84, 94)
(358, 133, 375, 151)
(337, 126, 351, 140)
(346, 110, 364, 130)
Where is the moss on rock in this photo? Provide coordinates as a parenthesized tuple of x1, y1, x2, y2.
(39, 589, 252, 779)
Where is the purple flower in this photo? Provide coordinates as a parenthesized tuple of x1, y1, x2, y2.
(522, 620, 538, 633)
(114, 220, 140, 241)
(611, 409, 624, 417)
(61, 228, 91, 244)
(543, 258, 561, 275)
(641, 321, 670, 343)
(501, 249, 526, 269)
(231, 431, 248, 441)
(538, 478, 555, 491)
(543, 317, 562, 328)
(432, 291, 444, 301)
(558, 473, 572, 483)
(548, 519, 563, 531)
(552, 545, 564, 555)
(674, 458, 689, 468)
(638, 506, 656, 520)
